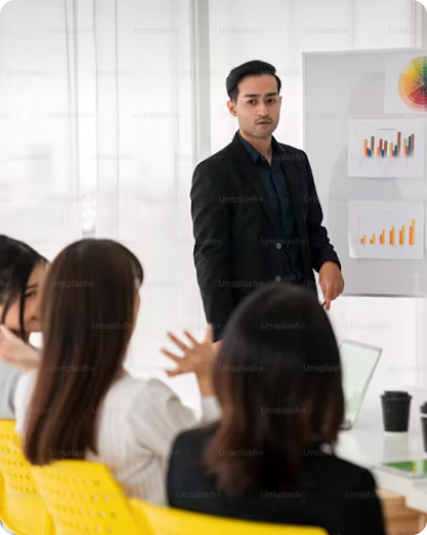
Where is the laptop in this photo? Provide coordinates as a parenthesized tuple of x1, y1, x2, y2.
(339, 339, 382, 430)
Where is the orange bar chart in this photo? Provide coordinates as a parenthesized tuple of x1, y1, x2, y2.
(399, 225, 405, 245)
(350, 202, 424, 260)
(409, 219, 415, 245)
(359, 220, 415, 246)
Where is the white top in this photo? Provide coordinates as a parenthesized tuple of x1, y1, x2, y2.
(14, 370, 220, 505)
(0, 359, 23, 419)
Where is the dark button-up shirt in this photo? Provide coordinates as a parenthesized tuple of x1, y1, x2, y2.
(238, 130, 303, 282)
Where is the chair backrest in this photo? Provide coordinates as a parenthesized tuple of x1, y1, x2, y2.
(0, 419, 54, 535)
(31, 460, 152, 535)
(131, 500, 329, 535)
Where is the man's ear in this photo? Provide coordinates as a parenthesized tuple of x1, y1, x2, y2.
(227, 100, 237, 117)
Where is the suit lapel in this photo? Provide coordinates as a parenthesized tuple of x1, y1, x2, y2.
(229, 133, 311, 277)
(277, 144, 305, 237)
(277, 144, 311, 274)
(230, 133, 283, 237)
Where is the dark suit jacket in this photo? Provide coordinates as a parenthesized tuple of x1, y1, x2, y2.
(191, 133, 341, 341)
(167, 427, 386, 535)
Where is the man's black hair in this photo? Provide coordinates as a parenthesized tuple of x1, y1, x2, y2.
(226, 60, 281, 102)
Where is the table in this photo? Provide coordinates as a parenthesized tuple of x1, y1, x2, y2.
(337, 395, 427, 518)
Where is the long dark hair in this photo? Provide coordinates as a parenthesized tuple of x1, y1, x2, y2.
(0, 235, 48, 340)
(204, 282, 344, 497)
(23, 239, 143, 465)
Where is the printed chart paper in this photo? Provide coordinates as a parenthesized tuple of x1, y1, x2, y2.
(348, 201, 424, 260)
(348, 119, 425, 178)
(385, 55, 427, 115)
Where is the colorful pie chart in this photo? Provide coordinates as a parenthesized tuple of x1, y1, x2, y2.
(398, 56, 427, 112)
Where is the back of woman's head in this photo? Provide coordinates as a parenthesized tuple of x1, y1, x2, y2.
(24, 238, 143, 465)
(0, 235, 48, 339)
(205, 282, 344, 496)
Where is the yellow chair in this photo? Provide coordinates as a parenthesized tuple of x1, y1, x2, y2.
(31, 460, 153, 535)
(29, 457, 327, 535)
(132, 500, 329, 535)
(0, 419, 54, 535)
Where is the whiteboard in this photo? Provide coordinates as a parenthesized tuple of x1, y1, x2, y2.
(303, 48, 427, 296)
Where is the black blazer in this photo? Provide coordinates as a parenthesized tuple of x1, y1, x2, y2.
(167, 427, 386, 535)
(191, 133, 341, 341)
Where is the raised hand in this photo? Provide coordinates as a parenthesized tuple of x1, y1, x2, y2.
(161, 324, 215, 379)
(0, 325, 41, 371)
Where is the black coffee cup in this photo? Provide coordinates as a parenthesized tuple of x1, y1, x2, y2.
(421, 402, 427, 453)
(381, 391, 412, 432)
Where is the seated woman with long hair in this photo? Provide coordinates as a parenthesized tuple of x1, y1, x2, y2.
(13, 238, 218, 504)
(0, 235, 48, 418)
(167, 282, 386, 535)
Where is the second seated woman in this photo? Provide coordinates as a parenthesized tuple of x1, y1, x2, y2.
(13, 238, 219, 504)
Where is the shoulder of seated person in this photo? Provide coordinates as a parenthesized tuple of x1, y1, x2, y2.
(110, 372, 160, 388)
(310, 452, 376, 486)
(172, 423, 219, 454)
(114, 375, 180, 403)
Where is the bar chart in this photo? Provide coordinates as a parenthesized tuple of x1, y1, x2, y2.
(359, 219, 416, 246)
(348, 119, 425, 178)
(362, 132, 415, 158)
(349, 202, 424, 259)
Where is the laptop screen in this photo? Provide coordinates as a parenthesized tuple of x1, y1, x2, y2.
(340, 340, 382, 426)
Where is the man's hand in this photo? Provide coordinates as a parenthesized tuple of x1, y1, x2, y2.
(0, 325, 41, 371)
(319, 261, 344, 310)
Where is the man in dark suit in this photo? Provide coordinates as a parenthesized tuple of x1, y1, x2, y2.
(191, 60, 344, 342)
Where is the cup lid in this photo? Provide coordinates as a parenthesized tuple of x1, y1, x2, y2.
(383, 391, 410, 397)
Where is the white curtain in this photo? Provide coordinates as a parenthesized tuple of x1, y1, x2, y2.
(0, 0, 83, 259)
(89, 0, 200, 406)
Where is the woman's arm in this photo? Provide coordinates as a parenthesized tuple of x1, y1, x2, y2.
(126, 325, 220, 461)
(129, 378, 217, 460)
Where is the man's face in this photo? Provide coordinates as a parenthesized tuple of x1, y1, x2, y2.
(227, 74, 281, 139)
